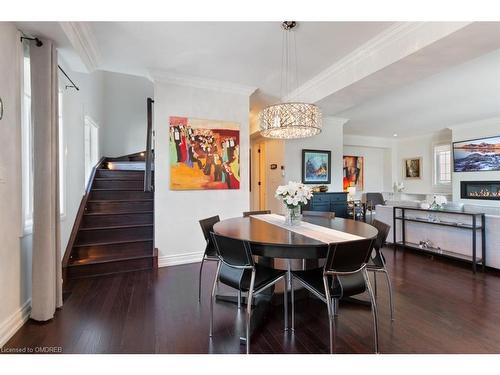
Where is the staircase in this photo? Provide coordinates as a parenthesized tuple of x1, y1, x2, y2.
(63, 152, 157, 281)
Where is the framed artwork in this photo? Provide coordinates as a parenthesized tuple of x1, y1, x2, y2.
(343, 155, 364, 190)
(302, 149, 331, 184)
(169, 116, 240, 190)
(403, 157, 422, 179)
(453, 135, 500, 172)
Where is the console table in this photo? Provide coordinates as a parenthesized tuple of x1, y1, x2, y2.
(393, 206, 485, 273)
(302, 192, 348, 218)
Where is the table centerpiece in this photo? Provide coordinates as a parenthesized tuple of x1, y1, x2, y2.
(275, 181, 313, 226)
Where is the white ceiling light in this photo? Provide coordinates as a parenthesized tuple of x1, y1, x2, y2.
(260, 21, 322, 139)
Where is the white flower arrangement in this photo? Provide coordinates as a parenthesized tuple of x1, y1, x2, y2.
(275, 181, 313, 209)
(393, 181, 405, 193)
(430, 194, 448, 210)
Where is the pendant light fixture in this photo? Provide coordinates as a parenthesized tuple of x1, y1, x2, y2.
(260, 21, 322, 139)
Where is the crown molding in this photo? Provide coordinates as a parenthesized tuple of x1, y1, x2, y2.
(59, 22, 101, 73)
(323, 116, 349, 127)
(284, 22, 471, 104)
(149, 70, 257, 96)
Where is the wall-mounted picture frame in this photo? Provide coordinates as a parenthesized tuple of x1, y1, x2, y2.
(453, 135, 500, 172)
(343, 155, 364, 191)
(302, 149, 331, 184)
(403, 157, 422, 179)
(169, 116, 240, 190)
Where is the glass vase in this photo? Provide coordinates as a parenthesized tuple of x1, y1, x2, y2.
(285, 205, 302, 226)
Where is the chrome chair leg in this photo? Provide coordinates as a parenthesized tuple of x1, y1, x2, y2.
(284, 261, 291, 331)
(237, 290, 242, 309)
(364, 269, 379, 354)
(323, 276, 335, 354)
(209, 262, 221, 337)
(245, 271, 256, 354)
(284, 272, 289, 331)
(373, 271, 378, 298)
(333, 298, 339, 317)
(290, 275, 295, 331)
(383, 270, 395, 321)
(198, 257, 206, 303)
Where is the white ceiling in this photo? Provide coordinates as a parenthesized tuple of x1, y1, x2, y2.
(340, 47, 500, 138)
(89, 22, 393, 97)
(14, 21, 500, 138)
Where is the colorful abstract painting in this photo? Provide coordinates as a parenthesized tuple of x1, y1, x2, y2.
(343, 155, 364, 190)
(302, 149, 331, 184)
(169, 117, 240, 190)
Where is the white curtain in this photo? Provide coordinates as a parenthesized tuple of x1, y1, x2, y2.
(30, 39, 63, 321)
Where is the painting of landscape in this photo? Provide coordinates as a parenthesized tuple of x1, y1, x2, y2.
(453, 135, 500, 172)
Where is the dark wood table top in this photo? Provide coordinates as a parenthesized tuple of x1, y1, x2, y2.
(213, 216, 378, 260)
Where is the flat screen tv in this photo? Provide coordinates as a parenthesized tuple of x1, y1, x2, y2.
(453, 135, 500, 172)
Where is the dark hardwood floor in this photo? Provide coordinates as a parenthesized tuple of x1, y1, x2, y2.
(5, 248, 500, 354)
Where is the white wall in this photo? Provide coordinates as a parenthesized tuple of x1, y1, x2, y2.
(154, 81, 251, 265)
(343, 145, 386, 196)
(451, 116, 500, 207)
(101, 72, 154, 157)
(58, 62, 105, 255)
(284, 117, 346, 192)
(393, 129, 452, 195)
(0, 22, 31, 347)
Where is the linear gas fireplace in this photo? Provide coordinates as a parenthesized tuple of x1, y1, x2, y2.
(461, 181, 500, 200)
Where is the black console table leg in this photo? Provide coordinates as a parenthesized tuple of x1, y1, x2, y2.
(472, 215, 477, 274)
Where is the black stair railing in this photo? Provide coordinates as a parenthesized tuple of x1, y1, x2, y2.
(144, 97, 154, 192)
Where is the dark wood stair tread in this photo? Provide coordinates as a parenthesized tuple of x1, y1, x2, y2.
(73, 238, 153, 248)
(88, 199, 153, 203)
(84, 210, 153, 216)
(64, 153, 156, 281)
(79, 223, 153, 231)
(94, 177, 144, 181)
(68, 253, 154, 267)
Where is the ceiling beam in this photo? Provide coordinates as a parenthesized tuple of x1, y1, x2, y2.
(284, 22, 471, 104)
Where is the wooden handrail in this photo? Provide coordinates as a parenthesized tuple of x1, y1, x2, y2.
(144, 98, 154, 192)
(61, 156, 106, 286)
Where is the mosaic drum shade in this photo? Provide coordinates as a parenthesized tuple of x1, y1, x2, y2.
(259, 102, 322, 139)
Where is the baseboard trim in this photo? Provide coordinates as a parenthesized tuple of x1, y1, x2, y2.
(0, 299, 31, 348)
(158, 251, 204, 268)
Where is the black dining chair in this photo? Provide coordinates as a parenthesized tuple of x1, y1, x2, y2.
(198, 216, 221, 302)
(290, 238, 379, 353)
(368, 219, 394, 321)
(302, 210, 335, 219)
(362, 193, 386, 222)
(242, 210, 271, 217)
(209, 232, 287, 354)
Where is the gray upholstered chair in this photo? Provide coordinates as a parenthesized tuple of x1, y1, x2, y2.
(362, 193, 386, 222)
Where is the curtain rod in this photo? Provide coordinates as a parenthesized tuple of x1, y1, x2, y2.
(21, 36, 80, 91)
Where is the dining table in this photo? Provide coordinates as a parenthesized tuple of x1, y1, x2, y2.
(212, 213, 379, 342)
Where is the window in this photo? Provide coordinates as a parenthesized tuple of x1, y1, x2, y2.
(58, 90, 66, 217)
(434, 144, 452, 185)
(21, 43, 33, 234)
(84, 116, 99, 186)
